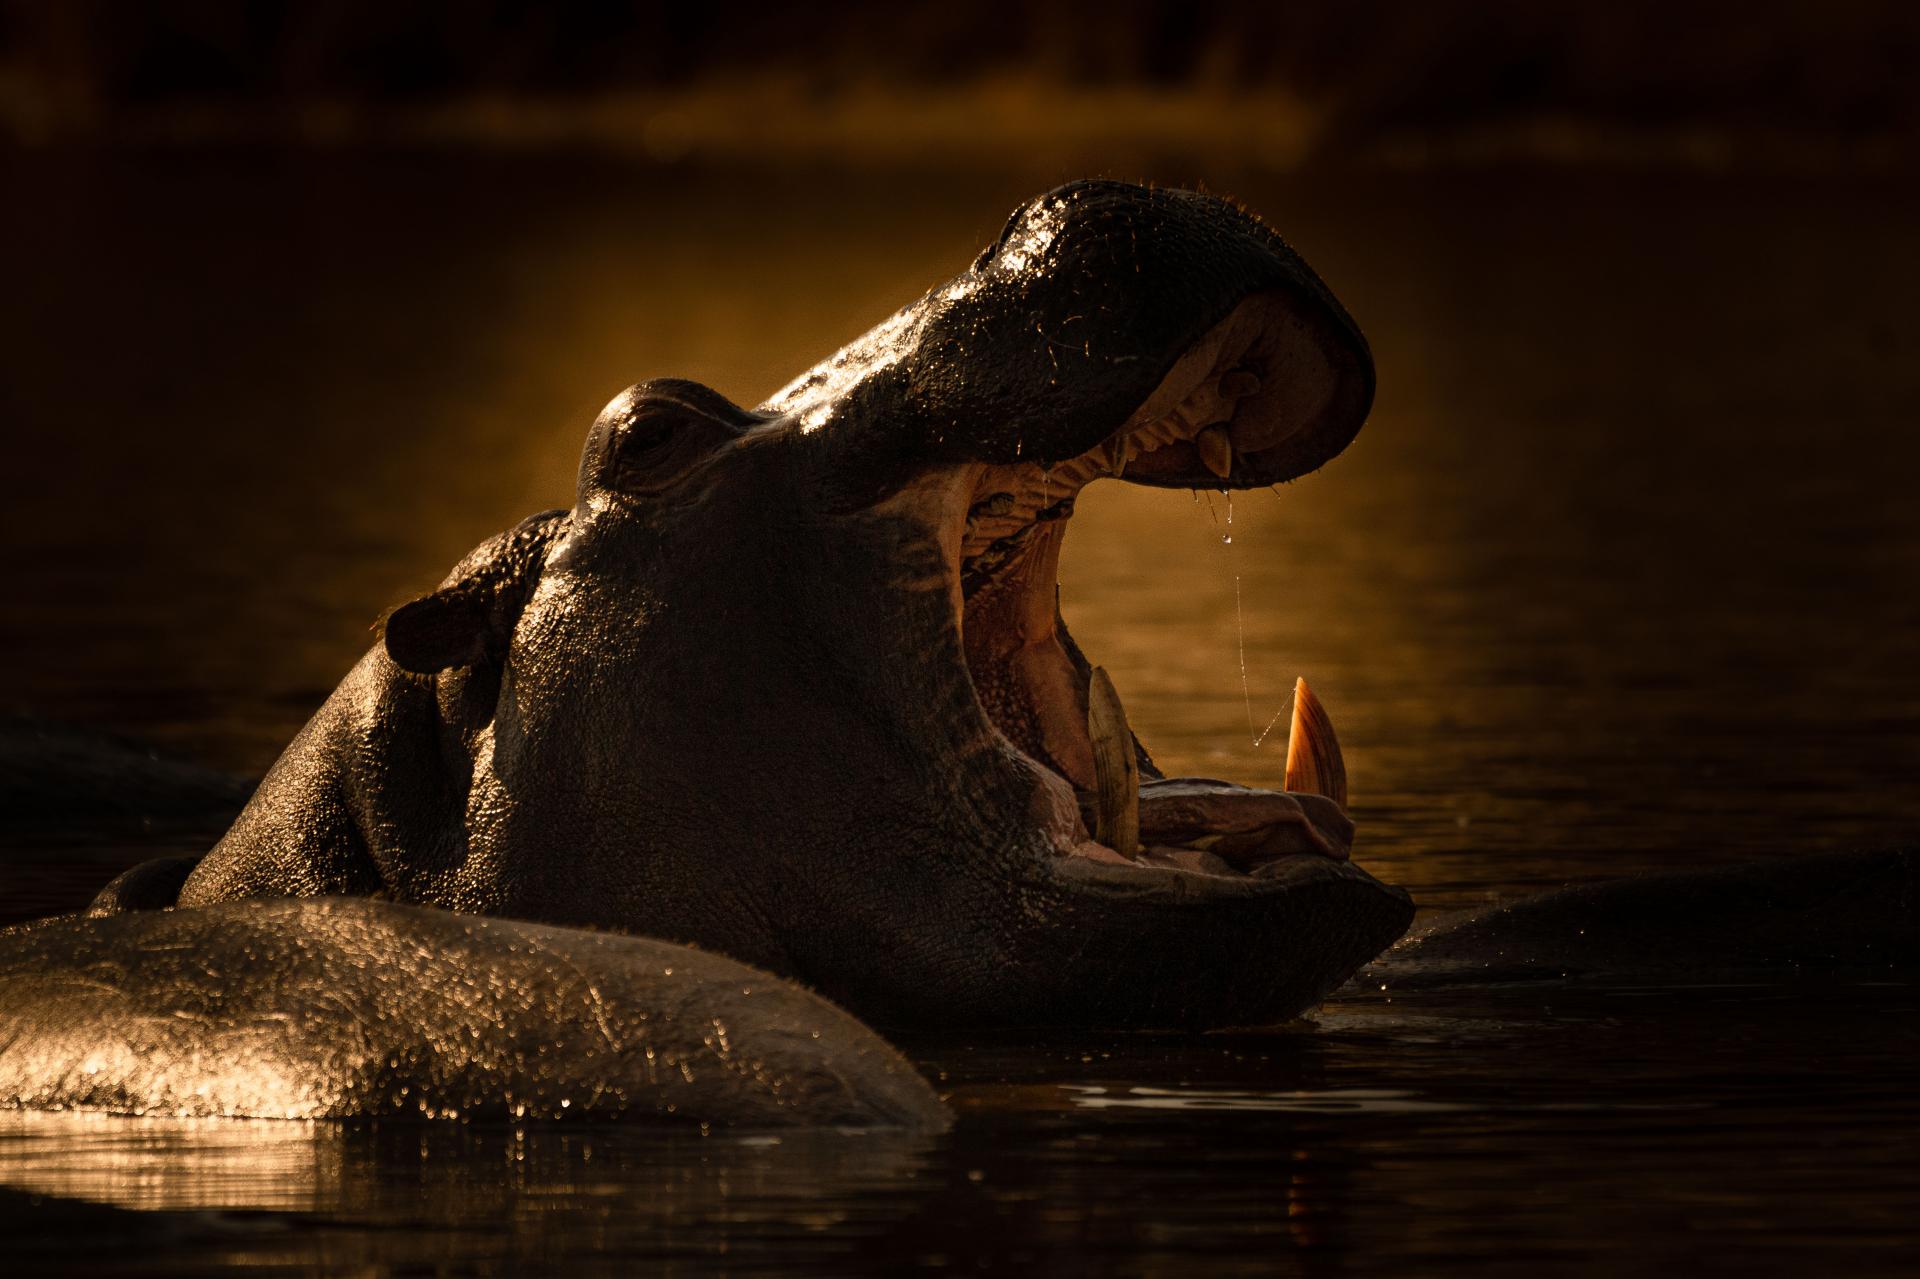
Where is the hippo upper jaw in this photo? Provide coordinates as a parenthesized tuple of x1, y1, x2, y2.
(765, 182, 1374, 499)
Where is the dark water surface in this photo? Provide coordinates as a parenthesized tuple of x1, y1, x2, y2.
(3, 153, 1918, 1273)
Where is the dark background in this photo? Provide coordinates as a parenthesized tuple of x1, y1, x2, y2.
(3, 6, 1920, 1274)
(6, 0, 1920, 165)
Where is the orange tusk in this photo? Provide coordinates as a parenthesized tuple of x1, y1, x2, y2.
(1087, 666, 1141, 859)
(1284, 676, 1347, 809)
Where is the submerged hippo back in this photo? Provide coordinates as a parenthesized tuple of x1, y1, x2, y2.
(0, 898, 944, 1129)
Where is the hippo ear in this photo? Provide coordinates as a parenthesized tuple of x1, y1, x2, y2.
(381, 586, 492, 674)
(380, 509, 568, 675)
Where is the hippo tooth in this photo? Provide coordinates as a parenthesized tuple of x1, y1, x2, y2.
(1196, 425, 1234, 479)
(1219, 368, 1262, 399)
(1105, 435, 1131, 477)
(1087, 666, 1141, 859)
(1283, 677, 1348, 809)
(970, 491, 1015, 521)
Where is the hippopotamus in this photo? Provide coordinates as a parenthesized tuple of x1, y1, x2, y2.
(14, 180, 1905, 1127)
(87, 179, 1415, 1031)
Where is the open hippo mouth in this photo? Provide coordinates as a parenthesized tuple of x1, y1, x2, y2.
(944, 290, 1362, 881)
(765, 181, 1377, 901)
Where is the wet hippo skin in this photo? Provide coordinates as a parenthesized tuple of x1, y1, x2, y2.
(0, 897, 945, 1128)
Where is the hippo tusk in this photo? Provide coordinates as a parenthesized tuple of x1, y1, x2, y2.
(1195, 425, 1234, 479)
(1087, 666, 1141, 859)
(1284, 676, 1347, 809)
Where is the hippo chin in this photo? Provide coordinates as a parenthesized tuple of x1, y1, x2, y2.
(87, 180, 1412, 1030)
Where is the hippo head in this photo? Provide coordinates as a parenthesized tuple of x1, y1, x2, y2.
(378, 180, 1412, 1029)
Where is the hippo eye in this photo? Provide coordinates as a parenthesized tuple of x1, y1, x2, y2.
(609, 409, 691, 490)
(584, 379, 758, 498)
(622, 415, 676, 456)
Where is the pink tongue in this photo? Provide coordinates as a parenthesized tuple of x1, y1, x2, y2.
(1081, 778, 1352, 866)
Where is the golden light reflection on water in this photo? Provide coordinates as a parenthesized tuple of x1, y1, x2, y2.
(1063, 1084, 1463, 1114)
(0, 1112, 341, 1214)
(6, 986, 1916, 1274)
(0, 1110, 936, 1218)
